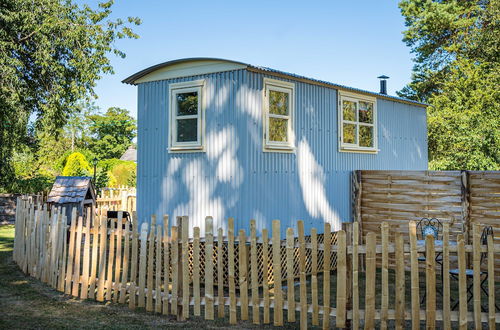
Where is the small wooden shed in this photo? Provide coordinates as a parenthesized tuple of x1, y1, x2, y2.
(47, 176, 96, 222)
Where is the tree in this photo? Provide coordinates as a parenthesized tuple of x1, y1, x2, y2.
(107, 161, 136, 187)
(88, 107, 136, 159)
(65, 101, 98, 151)
(398, 0, 499, 102)
(399, 0, 500, 170)
(62, 152, 91, 176)
(0, 0, 140, 186)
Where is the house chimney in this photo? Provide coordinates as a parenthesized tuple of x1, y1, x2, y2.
(377, 75, 389, 95)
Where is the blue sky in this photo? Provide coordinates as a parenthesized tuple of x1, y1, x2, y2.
(91, 0, 414, 118)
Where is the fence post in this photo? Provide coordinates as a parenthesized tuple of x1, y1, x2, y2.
(311, 228, 319, 326)
(228, 217, 237, 324)
(239, 228, 249, 321)
(487, 233, 495, 329)
(217, 227, 225, 318)
(365, 232, 376, 329)
(162, 215, 170, 315)
(351, 171, 364, 272)
(351, 170, 361, 223)
(323, 222, 331, 329)
(336, 229, 347, 328)
(297, 221, 307, 330)
(205, 216, 214, 320)
(342, 222, 353, 329)
(175, 216, 186, 321)
(146, 215, 156, 311)
(457, 234, 467, 329)
(285, 227, 295, 323)
(472, 223, 481, 329)
(381, 222, 389, 330)
(409, 221, 420, 330)
(395, 232, 405, 330)
(250, 219, 259, 324)
(272, 220, 283, 326)
(170, 223, 179, 316)
(262, 228, 270, 324)
(461, 171, 472, 271)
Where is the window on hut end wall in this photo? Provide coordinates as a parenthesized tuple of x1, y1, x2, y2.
(263, 78, 295, 152)
(338, 91, 378, 153)
(169, 80, 205, 152)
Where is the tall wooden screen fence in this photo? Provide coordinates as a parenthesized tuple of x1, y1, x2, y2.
(353, 170, 500, 279)
(13, 199, 500, 328)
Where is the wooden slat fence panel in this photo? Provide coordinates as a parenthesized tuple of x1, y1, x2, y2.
(358, 170, 500, 278)
(469, 171, 500, 280)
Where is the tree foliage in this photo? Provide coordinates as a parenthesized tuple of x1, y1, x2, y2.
(399, 0, 500, 170)
(428, 59, 499, 170)
(88, 107, 136, 159)
(107, 161, 136, 187)
(0, 0, 140, 184)
(62, 152, 91, 176)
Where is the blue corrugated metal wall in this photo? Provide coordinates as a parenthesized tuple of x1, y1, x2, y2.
(136, 69, 427, 237)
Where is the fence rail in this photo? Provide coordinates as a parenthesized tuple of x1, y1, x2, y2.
(13, 199, 500, 328)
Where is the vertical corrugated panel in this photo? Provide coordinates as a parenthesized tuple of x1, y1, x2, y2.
(137, 69, 427, 237)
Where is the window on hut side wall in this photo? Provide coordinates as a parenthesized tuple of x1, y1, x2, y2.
(169, 80, 205, 152)
(263, 78, 295, 151)
(338, 91, 377, 153)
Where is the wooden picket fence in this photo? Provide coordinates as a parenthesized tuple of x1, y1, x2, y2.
(96, 187, 136, 213)
(13, 199, 500, 329)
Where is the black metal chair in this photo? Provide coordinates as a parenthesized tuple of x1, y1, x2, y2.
(450, 226, 499, 312)
(417, 217, 442, 240)
(107, 210, 132, 230)
(416, 217, 443, 304)
(416, 217, 443, 262)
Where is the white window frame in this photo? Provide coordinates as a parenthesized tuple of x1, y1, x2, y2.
(263, 78, 295, 152)
(168, 79, 205, 152)
(338, 91, 378, 153)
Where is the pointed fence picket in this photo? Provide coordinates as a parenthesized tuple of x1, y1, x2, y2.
(12, 198, 500, 329)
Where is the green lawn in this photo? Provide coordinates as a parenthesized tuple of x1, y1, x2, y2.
(0, 225, 293, 329)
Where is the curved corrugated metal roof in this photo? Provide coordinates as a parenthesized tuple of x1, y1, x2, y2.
(122, 57, 427, 107)
(122, 57, 248, 85)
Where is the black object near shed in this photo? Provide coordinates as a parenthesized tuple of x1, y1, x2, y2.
(47, 176, 96, 223)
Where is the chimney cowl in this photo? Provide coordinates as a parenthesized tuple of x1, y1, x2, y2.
(377, 75, 389, 95)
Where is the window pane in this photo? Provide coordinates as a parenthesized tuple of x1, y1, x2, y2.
(343, 123, 356, 144)
(269, 90, 289, 115)
(176, 92, 198, 116)
(269, 117, 288, 142)
(359, 125, 373, 147)
(359, 101, 373, 123)
(342, 100, 356, 121)
(177, 118, 197, 142)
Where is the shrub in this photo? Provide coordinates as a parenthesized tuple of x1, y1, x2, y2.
(62, 152, 91, 176)
(107, 161, 136, 187)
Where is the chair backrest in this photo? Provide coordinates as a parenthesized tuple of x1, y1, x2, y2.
(417, 217, 442, 240)
(480, 226, 494, 265)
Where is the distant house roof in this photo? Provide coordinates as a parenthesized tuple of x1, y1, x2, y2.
(47, 176, 95, 204)
(120, 146, 137, 162)
(122, 57, 427, 107)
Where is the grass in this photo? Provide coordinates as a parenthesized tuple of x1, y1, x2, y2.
(0, 225, 294, 329)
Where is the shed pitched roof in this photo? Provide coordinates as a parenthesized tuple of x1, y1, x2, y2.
(47, 176, 95, 204)
(120, 146, 137, 162)
(122, 57, 427, 107)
